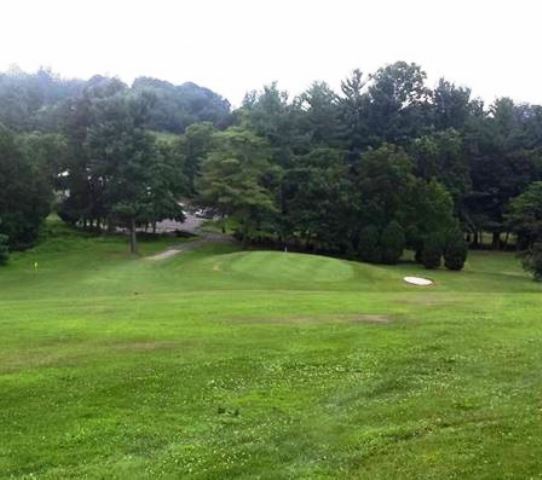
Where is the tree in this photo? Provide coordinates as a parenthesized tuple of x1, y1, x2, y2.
(421, 234, 443, 269)
(410, 129, 471, 208)
(131, 77, 231, 133)
(380, 220, 405, 264)
(0, 126, 54, 249)
(519, 243, 542, 281)
(443, 230, 468, 271)
(84, 95, 185, 253)
(240, 83, 303, 167)
(355, 144, 415, 229)
(508, 181, 542, 245)
(0, 233, 9, 265)
(358, 225, 381, 263)
(339, 69, 369, 154)
(175, 121, 216, 195)
(508, 182, 542, 279)
(432, 78, 472, 131)
(367, 61, 431, 145)
(281, 148, 351, 252)
(199, 127, 276, 244)
(297, 82, 342, 148)
(144, 141, 187, 233)
(463, 97, 540, 248)
(403, 179, 456, 260)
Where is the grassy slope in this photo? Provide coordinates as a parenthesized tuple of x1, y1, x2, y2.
(1, 224, 541, 479)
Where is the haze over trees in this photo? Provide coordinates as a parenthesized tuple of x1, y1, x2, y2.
(1, 62, 542, 275)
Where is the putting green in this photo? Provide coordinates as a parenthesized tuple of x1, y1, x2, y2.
(225, 250, 355, 283)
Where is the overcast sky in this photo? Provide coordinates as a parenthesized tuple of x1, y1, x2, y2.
(1, 0, 541, 107)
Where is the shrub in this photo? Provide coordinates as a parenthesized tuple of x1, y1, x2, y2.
(358, 225, 381, 263)
(421, 235, 442, 269)
(444, 230, 468, 271)
(380, 220, 405, 264)
(521, 242, 542, 281)
(0, 234, 9, 265)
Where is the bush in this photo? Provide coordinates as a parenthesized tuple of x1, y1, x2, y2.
(0, 234, 9, 265)
(358, 225, 381, 263)
(521, 242, 542, 281)
(444, 230, 468, 271)
(380, 220, 405, 264)
(421, 235, 442, 269)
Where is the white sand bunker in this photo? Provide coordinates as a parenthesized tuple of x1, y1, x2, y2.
(403, 276, 433, 286)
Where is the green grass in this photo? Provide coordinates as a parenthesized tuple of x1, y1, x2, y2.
(1, 222, 542, 479)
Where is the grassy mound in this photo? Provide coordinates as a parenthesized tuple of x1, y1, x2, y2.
(226, 250, 355, 283)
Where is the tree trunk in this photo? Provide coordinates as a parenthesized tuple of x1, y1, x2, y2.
(241, 221, 250, 248)
(152, 221, 157, 234)
(492, 232, 501, 250)
(472, 231, 479, 248)
(129, 217, 138, 255)
(503, 231, 510, 249)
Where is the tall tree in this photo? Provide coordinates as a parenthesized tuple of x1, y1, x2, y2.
(199, 128, 276, 244)
(0, 126, 55, 249)
(366, 61, 431, 145)
(339, 69, 369, 154)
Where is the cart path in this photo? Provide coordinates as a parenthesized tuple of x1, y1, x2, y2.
(146, 232, 234, 261)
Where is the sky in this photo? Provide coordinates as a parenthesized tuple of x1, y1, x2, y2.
(1, 0, 541, 107)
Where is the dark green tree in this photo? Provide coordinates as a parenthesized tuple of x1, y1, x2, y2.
(421, 234, 443, 269)
(0, 233, 9, 264)
(358, 225, 382, 263)
(355, 144, 415, 228)
(432, 78, 472, 130)
(403, 179, 456, 261)
(339, 69, 369, 154)
(367, 61, 431, 145)
(0, 126, 54, 249)
(175, 121, 216, 195)
(281, 148, 351, 252)
(380, 220, 406, 264)
(297, 82, 343, 148)
(508, 182, 542, 279)
(443, 229, 468, 271)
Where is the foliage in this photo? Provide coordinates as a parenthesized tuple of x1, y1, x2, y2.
(2, 63, 542, 257)
(199, 127, 276, 244)
(508, 181, 542, 278)
(380, 220, 406, 264)
(131, 77, 231, 133)
(508, 181, 542, 245)
(421, 234, 443, 269)
(0, 126, 55, 249)
(405, 179, 456, 257)
(174, 121, 216, 194)
(355, 143, 415, 229)
(281, 148, 350, 252)
(0, 233, 9, 264)
(520, 242, 542, 281)
(444, 229, 468, 271)
(358, 225, 382, 263)
(58, 92, 186, 252)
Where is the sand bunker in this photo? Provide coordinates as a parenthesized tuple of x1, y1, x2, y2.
(404, 276, 433, 286)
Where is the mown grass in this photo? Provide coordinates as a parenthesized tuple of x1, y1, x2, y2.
(1, 221, 541, 479)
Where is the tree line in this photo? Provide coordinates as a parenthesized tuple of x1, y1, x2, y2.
(1, 63, 541, 276)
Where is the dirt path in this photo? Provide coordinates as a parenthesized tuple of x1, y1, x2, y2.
(146, 232, 233, 261)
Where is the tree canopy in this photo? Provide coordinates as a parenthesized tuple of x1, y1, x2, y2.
(1, 62, 542, 271)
